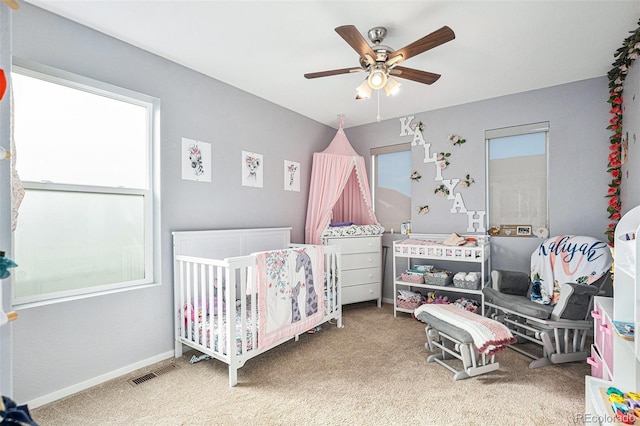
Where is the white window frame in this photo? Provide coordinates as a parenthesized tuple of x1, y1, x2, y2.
(485, 122, 550, 233)
(371, 143, 412, 232)
(11, 58, 160, 307)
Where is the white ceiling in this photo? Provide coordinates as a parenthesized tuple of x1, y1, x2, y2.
(21, 1, 640, 129)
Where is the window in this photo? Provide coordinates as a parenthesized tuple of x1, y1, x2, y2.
(11, 61, 158, 305)
(486, 122, 549, 233)
(371, 143, 411, 232)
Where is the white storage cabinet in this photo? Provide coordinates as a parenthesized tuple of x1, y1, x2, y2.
(584, 205, 640, 424)
(323, 235, 382, 307)
(392, 233, 490, 317)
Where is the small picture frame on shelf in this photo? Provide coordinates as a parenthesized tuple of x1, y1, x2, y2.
(499, 224, 532, 237)
(516, 225, 532, 236)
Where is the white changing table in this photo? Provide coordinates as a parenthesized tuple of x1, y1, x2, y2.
(392, 234, 490, 316)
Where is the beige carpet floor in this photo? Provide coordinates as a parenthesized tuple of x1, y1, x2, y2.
(31, 302, 590, 425)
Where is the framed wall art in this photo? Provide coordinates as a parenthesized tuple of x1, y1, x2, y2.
(242, 151, 263, 188)
(284, 160, 300, 192)
(182, 137, 211, 182)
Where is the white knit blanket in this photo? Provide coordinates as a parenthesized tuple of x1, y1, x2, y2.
(415, 304, 516, 356)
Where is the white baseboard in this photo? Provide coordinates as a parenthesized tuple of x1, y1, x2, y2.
(27, 350, 174, 409)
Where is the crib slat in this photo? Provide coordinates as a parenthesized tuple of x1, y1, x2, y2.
(200, 262, 207, 349)
(179, 261, 186, 340)
(208, 264, 214, 354)
(225, 265, 233, 358)
(239, 265, 247, 355)
(186, 261, 192, 343)
(249, 265, 257, 353)
(216, 265, 223, 355)
(194, 262, 201, 346)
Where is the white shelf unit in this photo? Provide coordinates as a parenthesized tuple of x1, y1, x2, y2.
(392, 234, 490, 317)
(585, 205, 640, 424)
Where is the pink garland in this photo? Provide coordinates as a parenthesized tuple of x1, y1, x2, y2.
(605, 21, 640, 246)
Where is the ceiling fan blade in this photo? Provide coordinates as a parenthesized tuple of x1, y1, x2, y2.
(391, 66, 441, 85)
(1, 0, 19, 10)
(387, 26, 455, 64)
(304, 67, 361, 79)
(335, 25, 377, 66)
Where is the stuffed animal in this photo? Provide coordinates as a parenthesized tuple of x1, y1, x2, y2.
(183, 296, 225, 325)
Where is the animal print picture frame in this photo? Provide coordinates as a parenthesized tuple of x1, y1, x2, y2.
(242, 151, 263, 188)
(284, 160, 300, 192)
(181, 138, 211, 182)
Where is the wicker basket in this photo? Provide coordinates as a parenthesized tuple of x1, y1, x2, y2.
(452, 273, 481, 290)
(400, 272, 425, 284)
(396, 299, 422, 310)
(423, 270, 451, 286)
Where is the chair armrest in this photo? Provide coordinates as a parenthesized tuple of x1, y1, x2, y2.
(491, 270, 531, 297)
(550, 283, 600, 321)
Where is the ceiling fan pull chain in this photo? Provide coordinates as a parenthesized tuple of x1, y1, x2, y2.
(376, 90, 381, 122)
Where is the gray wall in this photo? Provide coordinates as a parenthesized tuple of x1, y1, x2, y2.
(8, 4, 334, 404)
(345, 78, 613, 302)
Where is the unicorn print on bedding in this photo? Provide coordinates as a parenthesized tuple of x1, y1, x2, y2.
(255, 246, 325, 349)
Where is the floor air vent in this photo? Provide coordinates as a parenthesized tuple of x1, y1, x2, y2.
(127, 363, 179, 387)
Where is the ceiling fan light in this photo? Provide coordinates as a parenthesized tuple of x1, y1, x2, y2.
(356, 79, 372, 99)
(384, 77, 401, 96)
(368, 69, 388, 90)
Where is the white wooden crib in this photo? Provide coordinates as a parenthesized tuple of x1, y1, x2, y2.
(173, 227, 342, 386)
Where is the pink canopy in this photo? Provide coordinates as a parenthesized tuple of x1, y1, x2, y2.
(304, 120, 378, 244)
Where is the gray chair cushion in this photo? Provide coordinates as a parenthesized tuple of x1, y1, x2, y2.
(491, 270, 531, 296)
(483, 287, 553, 320)
(551, 282, 600, 321)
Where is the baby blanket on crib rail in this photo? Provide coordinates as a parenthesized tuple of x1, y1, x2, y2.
(255, 246, 325, 350)
(414, 304, 516, 356)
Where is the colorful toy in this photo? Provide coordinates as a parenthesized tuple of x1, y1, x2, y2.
(607, 387, 624, 397)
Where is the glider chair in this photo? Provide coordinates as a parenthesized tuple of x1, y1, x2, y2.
(482, 235, 612, 369)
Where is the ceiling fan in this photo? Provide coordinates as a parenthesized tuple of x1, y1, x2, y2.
(305, 25, 455, 98)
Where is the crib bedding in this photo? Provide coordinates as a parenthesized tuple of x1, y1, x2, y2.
(255, 246, 325, 349)
(188, 307, 257, 355)
(183, 286, 338, 356)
